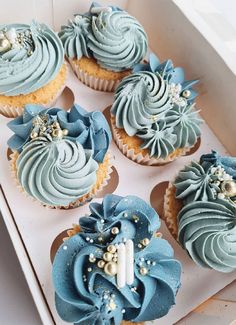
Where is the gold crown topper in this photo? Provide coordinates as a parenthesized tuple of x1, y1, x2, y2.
(30, 115, 68, 140)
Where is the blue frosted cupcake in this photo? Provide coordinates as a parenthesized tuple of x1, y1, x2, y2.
(0, 21, 67, 118)
(59, 2, 148, 92)
(111, 53, 202, 165)
(164, 151, 236, 272)
(7, 104, 112, 208)
(52, 194, 181, 324)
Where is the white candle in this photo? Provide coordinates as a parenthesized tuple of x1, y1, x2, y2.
(117, 243, 126, 288)
(125, 239, 134, 285)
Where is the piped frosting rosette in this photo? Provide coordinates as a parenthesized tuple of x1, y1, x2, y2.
(59, 2, 148, 92)
(52, 195, 181, 324)
(164, 151, 236, 272)
(7, 104, 112, 208)
(111, 57, 202, 165)
(0, 21, 66, 117)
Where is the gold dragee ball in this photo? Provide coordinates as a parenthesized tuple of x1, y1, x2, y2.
(30, 131, 38, 139)
(111, 227, 119, 235)
(97, 260, 105, 268)
(182, 89, 191, 98)
(139, 267, 148, 276)
(141, 238, 150, 246)
(107, 245, 116, 254)
(104, 262, 118, 276)
(103, 252, 113, 262)
(52, 129, 63, 138)
(62, 129, 69, 136)
(0, 38, 11, 53)
(221, 180, 236, 197)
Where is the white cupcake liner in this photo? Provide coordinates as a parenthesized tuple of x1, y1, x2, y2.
(9, 151, 113, 210)
(0, 63, 68, 118)
(111, 118, 191, 166)
(69, 59, 121, 92)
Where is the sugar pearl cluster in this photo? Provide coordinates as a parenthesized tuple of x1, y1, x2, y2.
(30, 115, 68, 140)
(0, 27, 34, 55)
(168, 83, 191, 107)
(209, 165, 236, 200)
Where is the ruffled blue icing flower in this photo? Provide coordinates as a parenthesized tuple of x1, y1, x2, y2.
(7, 104, 111, 163)
(134, 53, 198, 104)
(137, 121, 176, 159)
(52, 195, 181, 324)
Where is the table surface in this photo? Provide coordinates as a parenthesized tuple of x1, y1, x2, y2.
(0, 214, 235, 325)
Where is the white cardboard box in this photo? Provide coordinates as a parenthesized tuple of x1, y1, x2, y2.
(0, 1, 236, 324)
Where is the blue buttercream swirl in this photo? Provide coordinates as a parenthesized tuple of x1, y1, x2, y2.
(137, 121, 176, 159)
(0, 21, 64, 96)
(7, 104, 111, 163)
(17, 137, 98, 207)
(178, 199, 236, 272)
(58, 15, 91, 59)
(111, 71, 172, 136)
(52, 195, 181, 324)
(87, 9, 148, 71)
(174, 152, 236, 204)
(165, 103, 202, 149)
(134, 53, 198, 104)
(174, 161, 218, 204)
(59, 2, 148, 71)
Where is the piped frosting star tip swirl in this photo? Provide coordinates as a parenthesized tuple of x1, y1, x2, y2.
(59, 2, 148, 72)
(166, 151, 236, 272)
(111, 53, 202, 164)
(52, 194, 182, 324)
(7, 104, 112, 207)
(0, 20, 64, 96)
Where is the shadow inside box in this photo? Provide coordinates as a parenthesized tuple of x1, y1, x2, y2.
(54, 86, 75, 111)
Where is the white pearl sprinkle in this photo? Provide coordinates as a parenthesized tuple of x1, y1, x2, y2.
(86, 237, 90, 241)
(147, 260, 151, 265)
(90, 239, 94, 243)
(140, 257, 144, 262)
(152, 261, 156, 266)
(122, 309, 126, 313)
(63, 246, 67, 250)
(101, 219, 105, 224)
(88, 267, 92, 272)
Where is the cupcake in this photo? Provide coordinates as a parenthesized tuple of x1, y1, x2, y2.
(164, 151, 236, 272)
(7, 103, 112, 208)
(52, 194, 181, 324)
(59, 2, 148, 92)
(111, 53, 202, 165)
(0, 21, 67, 118)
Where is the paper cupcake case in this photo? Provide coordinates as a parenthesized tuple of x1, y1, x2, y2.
(9, 150, 113, 210)
(69, 58, 121, 92)
(0, 53, 236, 325)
